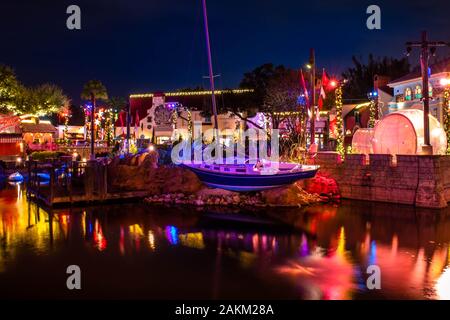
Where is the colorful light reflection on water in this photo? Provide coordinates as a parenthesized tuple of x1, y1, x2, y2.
(1, 183, 450, 299)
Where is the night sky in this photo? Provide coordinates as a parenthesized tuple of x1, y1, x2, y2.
(0, 0, 449, 104)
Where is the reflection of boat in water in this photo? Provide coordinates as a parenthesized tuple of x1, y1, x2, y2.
(182, 162, 319, 192)
(8, 172, 24, 182)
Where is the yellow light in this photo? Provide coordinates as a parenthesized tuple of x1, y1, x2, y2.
(440, 78, 450, 86)
(129, 89, 254, 99)
(355, 102, 371, 110)
(16, 157, 22, 163)
(148, 144, 155, 152)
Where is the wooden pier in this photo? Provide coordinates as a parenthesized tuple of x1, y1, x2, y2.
(26, 158, 151, 207)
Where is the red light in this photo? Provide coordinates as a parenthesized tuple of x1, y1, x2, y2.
(329, 80, 337, 88)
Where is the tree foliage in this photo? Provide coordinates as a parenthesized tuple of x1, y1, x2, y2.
(16, 84, 69, 116)
(106, 96, 127, 112)
(81, 80, 108, 101)
(342, 54, 410, 100)
(0, 65, 21, 113)
(239, 63, 288, 109)
(0, 64, 69, 116)
(263, 68, 304, 128)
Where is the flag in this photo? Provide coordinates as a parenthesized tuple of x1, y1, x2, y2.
(135, 110, 139, 138)
(318, 69, 328, 110)
(120, 111, 125, 135)
(300, 69, 309, 106)
(321, 68, 329, 88)
(320, 86, 326, 99)
(320, 69, 328, 99)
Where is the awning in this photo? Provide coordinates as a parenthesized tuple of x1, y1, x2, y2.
(0, 134, 22, 143)
(21, 122, 57, 133)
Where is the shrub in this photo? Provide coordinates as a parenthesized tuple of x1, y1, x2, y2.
(30, 151, 68, 161)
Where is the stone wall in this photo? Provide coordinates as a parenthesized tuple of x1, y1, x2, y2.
(316, 152, 450, 209)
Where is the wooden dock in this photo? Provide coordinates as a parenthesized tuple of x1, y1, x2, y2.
(26, 158, 151, 207)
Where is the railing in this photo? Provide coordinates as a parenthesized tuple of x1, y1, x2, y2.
(26, 158, 93, 205)
(57, 146, 113, 159)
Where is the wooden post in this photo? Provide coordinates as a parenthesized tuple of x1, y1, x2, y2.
(49, 161, 55, 206)
(67, 159, 73, 204)
(99, 163, 108, 200)
(27, 160, 31, 197)
(85, 160, 96, 201)
(35, 161, 40, 197)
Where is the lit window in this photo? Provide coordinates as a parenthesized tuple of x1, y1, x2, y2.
(414, 85, 422, 99)
(405, 87, 412, 101)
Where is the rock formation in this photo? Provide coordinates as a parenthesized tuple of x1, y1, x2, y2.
(107, 152, 329, 207)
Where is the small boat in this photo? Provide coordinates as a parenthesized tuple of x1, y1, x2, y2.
(8, 172, 24, 182)
(37, 173, 50, 181)
(182, 161, 319, 192)
(181, 3, 319, 193)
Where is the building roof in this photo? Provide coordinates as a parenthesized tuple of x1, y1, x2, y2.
(389, 57, 450, 85)
(118, 89, 255, 126)
(0, 133, 22, 143)
(21, 122, 57, 133)
(342, 102, 371, 119)
(378, 85, 393, 96)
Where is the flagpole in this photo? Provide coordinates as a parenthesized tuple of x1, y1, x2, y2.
(309, 48, 316, 146)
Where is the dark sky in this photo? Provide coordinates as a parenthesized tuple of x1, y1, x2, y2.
(0, 0, 449, 104)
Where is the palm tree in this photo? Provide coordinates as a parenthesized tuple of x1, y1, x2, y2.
(81, 80, 108, 160)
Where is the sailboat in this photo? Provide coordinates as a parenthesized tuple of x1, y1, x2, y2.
(181, 0, 319, 192)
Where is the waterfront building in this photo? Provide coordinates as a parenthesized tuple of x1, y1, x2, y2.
(0, 115, 57, 159)
(56, 125, 86, 143)
(116, 89, 255, 145)
(20, 118, 57, 151)
(386, 57, 450, 123)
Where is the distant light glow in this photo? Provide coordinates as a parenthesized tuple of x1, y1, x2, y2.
(440, 78, 450, 86)
(329, 80, 337, 88)
(436, 267, 450, 300)
(165, 226, 178, 245)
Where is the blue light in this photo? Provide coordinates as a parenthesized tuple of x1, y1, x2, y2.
(369, 240, 377, 265)
(165, 225, 179, 245)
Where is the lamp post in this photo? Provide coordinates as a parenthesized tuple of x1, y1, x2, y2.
(406, 31, 450, 155)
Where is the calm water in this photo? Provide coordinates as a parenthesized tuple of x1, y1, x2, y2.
(1, 181, 450, 300)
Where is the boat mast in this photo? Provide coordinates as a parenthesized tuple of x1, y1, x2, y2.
(201, 0, 219, 139)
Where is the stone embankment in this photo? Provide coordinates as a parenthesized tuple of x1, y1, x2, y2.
(107, 152, 337, 207)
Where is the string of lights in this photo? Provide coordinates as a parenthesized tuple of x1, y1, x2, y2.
(368, 100, 376, 128)
(443, 87, 450, 154)
(129, 89, 254, 99)
(335, 85, 345, 158)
